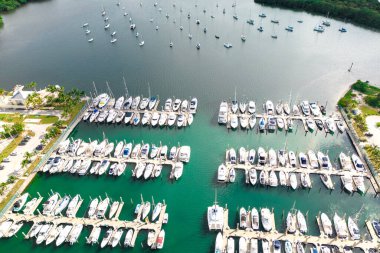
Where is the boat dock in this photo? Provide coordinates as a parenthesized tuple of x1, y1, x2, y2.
(1, 198, 167, 248)
(220, 208, 379, 252)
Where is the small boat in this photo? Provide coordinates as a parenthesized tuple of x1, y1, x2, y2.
(268, 148, 277, 167)
(45, 225, 63, 245)
(142, 202, 151, 220)
(308, 150, 319, 169)
(230, 114, 238, 129)
(352, 154, 365, 172)
(306, 118, 315, 131)
(100, 228, 113, 248)
(224, 43, 232, 48)
(262, 239, 270, 253)
(55, 224, 72, 246)
(257, 147, 267, 165)
(108, 201, 120, 219)
(315, 119, 324, 130)
(96, 197, 110, 219)
(300, 173, 312, 188)
(265, 100, 274, 115)
(229, 148, 237, 164)
(86, 226, 101, 245)
(348, 216, 360, 240)
(239, 237, 247, 253)
(249, 168, 257, 185)
(134, 162, 146, 179)
(261, 208, 272, 231)
(144, 163, 154, 179)
(104, 24, 110, 29)
(318, 151, 332, 170)
(240, 115, 249, 129)
(289, 173, 298, 190)
(124, 229, 134, 247)
(87, 198, 99, 218)
(278, 149, 287, 167)
(279, 171, 288, 186)
(259, 117, 266, 131)
(167, 113, 177, 126)
(36, 223, 52, 244)
(217, 164, 226, 181)
(42, 193, 59, 216)
(251, 208, 259, 230)
(297, 210, 307, 234)
(173, 162, 184, 180)
(288, 151, 297, 167)
(54, 195, 70, 215)
(66, 194, 80, 217)
(353, 176, 365, 193)
(259, 170, 268, 185)
(12, 193, 28, 212)
(339, 27, 347, 33)
(334, 212, 349, 238)
(156, 229, 165, 249)
(0, 219, 13, 238)
(23, 198, 37, 215)
(287, 212, 296, 233)
(229, 168, 236, 182)
(269, 170, 278, 187)
(239, 147, 247, 164)
(169, 146, 177, 160)
(285, 241, 292, 253)
(325, 118, 336, 133)
(320, 174, 334, 189)
(215, 232, 223, 253)
(227, 237, 235, 253)
(240, 207, 247, 228)
(109, 229, 123, 247)
(152, 202, 162, 221)
(341, 174, 354, 193)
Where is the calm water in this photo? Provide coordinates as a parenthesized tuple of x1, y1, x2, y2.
(0, 0, 380, 252)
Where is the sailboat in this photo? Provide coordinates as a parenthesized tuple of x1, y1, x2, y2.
(247, 9, 254, 25)
(188, 19, 192, 39)
(241, 23, 246, 42)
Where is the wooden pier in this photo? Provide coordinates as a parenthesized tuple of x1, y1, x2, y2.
(1, 201, 167, 248)
(220, 208, 380, 252)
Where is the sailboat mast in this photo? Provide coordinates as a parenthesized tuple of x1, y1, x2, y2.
(92, 81, 98, 96)
(123, 76, 129, 97)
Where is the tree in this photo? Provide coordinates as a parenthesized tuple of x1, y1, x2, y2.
(26, 81, 37, 90)
(0, 88, 5, 96)
(21, 159, 29, 169)
(26, 92, 43, 109)
(23, 151, 32, 162)
(53, 120, 65, 128)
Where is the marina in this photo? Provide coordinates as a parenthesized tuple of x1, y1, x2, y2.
(0, 192, 168, 249)
(83, 92, 198, 128)
(208, 204, 379, 253)
(0, 0, 380, 252)
(218, 100, 346, 134)
(39, 138, 191, 180)
(219, 147, 373, 193)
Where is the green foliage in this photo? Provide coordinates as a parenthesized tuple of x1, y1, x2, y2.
(352, 80, 380, 95)
(0, 121, 24, 138)
(255, 0, 380, 30)
(364, 145, 380, 172)
(25, 92, 43, 109)
(376, 122, 380, 128)
(364, 93, 380, 108)
(338, 89, 356, 109)
(354, 114, 368, 133)
(0, 16, 3, 27)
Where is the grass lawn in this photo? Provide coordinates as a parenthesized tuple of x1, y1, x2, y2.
(25, 115, 59, 124)
(0, 179, 24, 211)
(360, 105, 379, 116)
(0, 114, 24, 123)
(64, 101, 86, 124)
(0, 134, 24, 163)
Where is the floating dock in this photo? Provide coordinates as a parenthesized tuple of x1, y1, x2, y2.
(220, 208, 379, 252)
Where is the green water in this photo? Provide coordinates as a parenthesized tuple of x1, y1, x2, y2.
(1, 112, 379, 252)
(0, 0, 380, 251)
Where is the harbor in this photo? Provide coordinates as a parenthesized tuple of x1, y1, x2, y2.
(218, 100, 346, 134)
(83, 92, 198, 128)
(0, 192, 168, 249)
(208, 204, 379, 253)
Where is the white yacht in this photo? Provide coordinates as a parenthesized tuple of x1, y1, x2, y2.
(251, 208, 259, 230)
(208, 203, 224, 230)
(317, 152, 332, 170)
(352, 154, 365, 172)
(261, 208, 272, 231)
(320, 212, 333, 236)
(297, 210, 307, 234)
(217, 164, 226, 181)
(265, 100, 274, 115)
(307, 150, 319, 168)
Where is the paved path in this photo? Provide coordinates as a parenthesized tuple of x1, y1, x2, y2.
(0, 108, 62, 117)
(365, 116, 380, 147)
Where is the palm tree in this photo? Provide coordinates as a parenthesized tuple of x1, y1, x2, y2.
(26, 82, 37, 91)
(23, 151, 32, 162)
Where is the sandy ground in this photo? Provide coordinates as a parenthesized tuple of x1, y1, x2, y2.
(366, 116, 380, 146)
(0, 123, 50, 183)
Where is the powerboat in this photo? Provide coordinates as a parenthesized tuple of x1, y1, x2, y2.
(134, 162, 146, 179)
(96, 197, 110, 219)
(317, 152, 332, 170)
(239, 147, 246, 164)
(257, 147, 267, 165)
(178, 146, 191, 163)
(278, 149, 287, 167)
(285, 241, 292, 253)
(142, 201, 151, 220)
(124, 229, 134, 247)
(251, 208, 259, 230)
(151, 112, 160, 126)
(144, 163, 154, 179)
(217, 164, 226, 181)
(45, 225, 63, 245)
(265, 100, 274, 115)
(208, 203, 224, 230)
(55, 224, 72, 246)
(307, 150, 319, 169)
(348, 216, 360, 240)
(269, 170, 278, 187)
(276, 102, 283, 115)
(229, 168, 236, 182)
(12, 193, 28, 212)
(215, 232, 223, 253)
(227, 237, 235, 253)
(239, 101, 247, 113)
(42, 193, 59, 216)
(229, 148, 237, 164)
(86, 226, 101, 245)
(300, 173, 312, 188)
(114, 96, 124, 110)
(66, 194, 80, 217)
(283, 103, 290, 115)
(181, 99, 189, 112)
(249, 168, 257, 186)
(217, 101, 228, 124)
(239, 237, 247, 253)
(292, 105, 300, 115)
(123, 96, 133, 109)
(148, 96, 157, 110)
(279, 171, 288, 186)
(352, 154, 365, 172)
(240, 115, 249, 129)
(286, 212, 296, 233)
(249, 115, 256, 129)
(268, 148, 277, 167)
(240, 207, 247, 229)
(339, 152, 353, 170)
(248, 149, 256, 164)
(277, 117, 285, 129)
(100, 228, 113, 248)
(124, 112, 134, 124)
(288, 151, 297, 167)
(325, 118, 336, 133)
(152, 202, 162, 221)
(259, 170, 268, 185)
(306, 118, 315, 131)
(53, 195, 70, 215)
(159, 113, 168, 126)
(300, 101, 310, 116)
(341, 174, 354, 193)
(309, 102, 320, 116)
(353, 176, 365, 193)
(248, 101, 256, 114)
(297, 210, 307, 234)
(109, 229, 123, 247)
(261, 208, 272, 231)
(108, 201, 120, 219)
(131, 96, 141, 110)
(189, 97, 198, 113)
(334, 212, 349, 238)
(320, 212, 333, 236)
(173, 99, 181, 111)
(164, 98, 173, 111)
(320, 174, 334, 190)
(230, 114, 238, 129)
(156, 229, 165, 249)
(173, 162, 184, 180)
(167, 113, 177, 126)
(289, 173, 298, 190)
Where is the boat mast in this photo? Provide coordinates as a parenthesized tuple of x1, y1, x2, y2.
(92, 81, 98, 96)
(123, 76, 129, 97)
(106, 81, 114, 98)
(148, 82, 151, 98)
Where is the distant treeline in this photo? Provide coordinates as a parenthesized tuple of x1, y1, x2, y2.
(254, 0, 380, 30)
(0, 0, 30, 26)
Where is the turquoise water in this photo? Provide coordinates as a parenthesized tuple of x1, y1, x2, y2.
(0, 0, 379, 252)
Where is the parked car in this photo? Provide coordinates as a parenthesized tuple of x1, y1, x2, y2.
(0, 165, 4, 170)
(373, 220, 380, 238)
(10, 152, 17, 156)
(36, 144, 44, 151)
(2, 158, 10, 162)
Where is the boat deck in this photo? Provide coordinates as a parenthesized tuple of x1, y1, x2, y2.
(221, 208, 379, 252)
